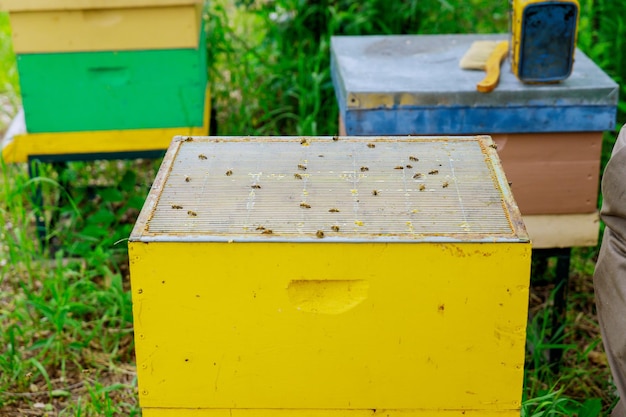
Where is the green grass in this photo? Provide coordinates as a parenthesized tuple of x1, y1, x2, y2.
(1, 1, 626, 415)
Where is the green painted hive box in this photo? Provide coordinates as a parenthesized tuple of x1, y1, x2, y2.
(17, 36, 207, 133)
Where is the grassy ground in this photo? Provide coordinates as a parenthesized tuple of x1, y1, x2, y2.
(1, 0, 625, 415)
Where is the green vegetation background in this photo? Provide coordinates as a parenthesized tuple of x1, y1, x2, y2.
(0, 0, 624, 415)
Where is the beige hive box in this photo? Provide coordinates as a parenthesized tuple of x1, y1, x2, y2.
(0, 0, 204, 53)
(129, 136, 531, 417)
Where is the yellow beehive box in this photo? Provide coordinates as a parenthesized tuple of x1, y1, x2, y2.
(129, 136, 531, 417)
(0, 0, 204, 53)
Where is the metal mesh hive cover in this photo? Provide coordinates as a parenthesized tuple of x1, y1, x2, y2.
(132, 136, 527, 242)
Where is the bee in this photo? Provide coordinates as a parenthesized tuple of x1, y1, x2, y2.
(406, 164, 413, 169)
(171, 204, 183, 209)
(187, 210, 197, 217)
(185, 175, 191, 182)
(372, 190, 379, 196)
(316, 230, 325, 238)
(442, 181, 449, 188)
(301, 138, 309, 146)
(198, 154, 208, 160)
(256, 226, 266, 231)
(367, 143, 376, 148)
(360, 166, 369, 172)
(294, 173, 303, 180)
(394, 166, 404, 170)
(329, 208, 340, 213)
(490, 143, 498, 149)
(251, 184, 262, 189)
(261, 229, 273, 235)
(298, 164, 307, 171)
(332, 136, 339, 142)
(413, 173, 422, 179)
(428, 169, 439, 175)
(409, 156, 419, 162)
(225, 170, 233, 176)
(419, 184, 426, 191)
(331, 225, 340, 232)
(184, 137, 193, 142)
(300, 202, 311, 209)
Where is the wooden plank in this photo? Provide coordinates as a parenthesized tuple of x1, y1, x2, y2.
(492, 132, 602, 215)
(343, 105, 616, 135)
(17, 39, 207, 132)
(0, 0, 200, 12)
(142, 411, 518, 417)
(7, 5, 202, 53)
(524, 213, 599, 249)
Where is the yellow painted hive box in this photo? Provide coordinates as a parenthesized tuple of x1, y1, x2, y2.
(129, 136, 531, 417)
(0, 0, 204, 53)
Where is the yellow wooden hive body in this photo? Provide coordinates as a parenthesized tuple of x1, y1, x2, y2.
(129, 136, 531, 417)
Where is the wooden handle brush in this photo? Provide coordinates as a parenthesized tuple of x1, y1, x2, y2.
(460, 40, 509, 93)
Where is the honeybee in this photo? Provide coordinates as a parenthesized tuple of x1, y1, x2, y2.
(261, 229, 274, 235)
(301, 138, 309, 145)
(329, 208, 340, 213)
(198, 154, 208, 160)
(409, 156, 419, 162)
(316, 230, 325, 238)
(187, 210, 197, 217)
(372, 190, 379, 196)
(360, 166, 369, 172)
(406, 164, 413, 169)
(331, 225, 340, 232)
(442, 181, 449, 188)
(185, 176, 191, 182)
(294, 173, 303, 180)
(428, 169, 439, 175)
(367, 143, 375, 148)
(419, 184, 426, 191)
(300, 202, 312, 209)
(333, 136, 339, 142)
(226, 170, 233, 176)
(171, 204, 183, 209)
(251, 185, 262, 189)
(490, 143, 498, 149)
(394, 166, 404, 170)
(413, 173, 422, 179)
(298, 164, 307, 171)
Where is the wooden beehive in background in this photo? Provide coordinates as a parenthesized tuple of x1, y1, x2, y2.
(129, 136, 531, 417)
(0, 0, 209, 162)
(331, 34, 618, 248)
(1, 0, 207, 133)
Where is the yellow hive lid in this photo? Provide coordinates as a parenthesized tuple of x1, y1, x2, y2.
(131, 136, 529, 243)
(0, 0, 200, 12)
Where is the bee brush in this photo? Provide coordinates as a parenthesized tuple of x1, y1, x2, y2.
(459, 40, 509, 93)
